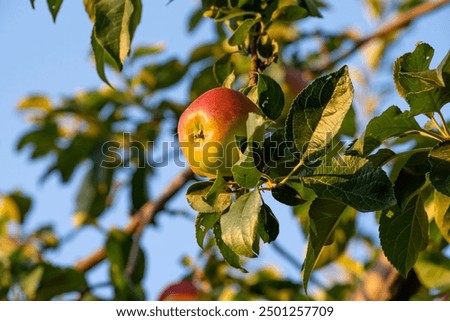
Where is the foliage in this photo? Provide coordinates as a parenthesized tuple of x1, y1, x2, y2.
(2, 0, 449, 300)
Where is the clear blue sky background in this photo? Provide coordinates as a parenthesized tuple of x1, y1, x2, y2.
(1, 1, 449, 300)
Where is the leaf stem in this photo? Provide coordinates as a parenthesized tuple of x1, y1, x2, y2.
(436, 110, 450, 137)
(401, 129, 445, 142)
(277, 158, 304, 187)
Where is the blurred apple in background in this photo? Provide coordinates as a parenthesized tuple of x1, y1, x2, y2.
(177, 87, 260, 178)
(158, 280, 201, 301)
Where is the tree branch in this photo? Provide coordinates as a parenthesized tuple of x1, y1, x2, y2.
(75, 168, 194, 273)
(314, 0, 450, 73)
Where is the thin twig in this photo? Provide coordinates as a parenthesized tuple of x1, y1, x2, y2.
(314, 0, 450, 74)
(75, 168, 194, 273)
(249, 34, 260, 87)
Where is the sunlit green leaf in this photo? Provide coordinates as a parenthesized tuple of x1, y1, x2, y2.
(220, 190, 261, 257)
(229, 18, 259, 46)
(432, 190, 450, 243)
(195, 212, 221, 248)
(213, 222, 247, 272)
(415, 251, 450, 289)
(186, 181, 232, 213)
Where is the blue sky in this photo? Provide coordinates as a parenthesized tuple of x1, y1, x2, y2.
(1, 1, 449, 300)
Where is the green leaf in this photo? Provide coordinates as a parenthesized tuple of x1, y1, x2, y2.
(8, 192, 32, 224)
(220, 190, 261, 257)
(213, 53, 232, 85)
(228, 18, 259, 46)
(91, 29, 112, 85)
(47, 0, 63, 22)
(298, 0, 322, 17)
(231, 150, 261, 188)
(432, 190, 450, 243)
(257, 74, 285, 121)
(106, 229, 145, 300)
(30, 0, 36, 9)
(367, 148, 396, 168)
(271, 184, 306, 206)
(302, 198, 347, 291)
(415, 251, 450, 290)
(130, 44, 165, 63)
(246, 112, 266, 143)
(195, 212, 221, 248)
(285, 65, 353, 162)
(429, 141, 450, 196)
(186, 181, 232, 213)
(272, 5, 309, 21)
(394, 43, 450, 115)
(74, 163, 114, 225)
(213, 223, 247, 272)
(138, 59, 187, 91)
(34, 265, 87, 300)
(83, 0, 96, 22)
(302, 155, 396, 212)
(130, 167, 149, 212)
(258, 203, 279, 243)
(352, 105, 420, 156)
(380, 193, 429, 277)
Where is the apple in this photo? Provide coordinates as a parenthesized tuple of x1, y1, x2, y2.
(178, 87, 260, 178)
(158, 280, 200, 301)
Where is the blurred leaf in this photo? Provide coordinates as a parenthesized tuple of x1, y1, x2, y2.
(30, 0, 36, 9)
(20, 266, 44, 299)
(47, 0, 63, 22)
(75, 162, 114, 224)
(220, 190, 261, 257)
(394, 43, 450, 115)
(190, 65, 217, 100)
(380, 193, 429, 277)
(298, 0, 323, 17)
(18, 95, 52, 112)
(432, 190, 450, 243)
(257, 74, 285, 121)
(83, 0, 96, 22)
(195, 212, 221, 248)
(272, 5, 308, 21)
(302, 198, 347, 291)
(188, 7, 203, 32)
(32, 225, 59, 250)
(106, 229, 145, 300)
(271, 184, 306, 206)
(229, 18, 259, 46)
(286, 66, 353, 162)
(257, 34, 279, 59)
(258, 203, 279, 243)
(352, 105, 420, 157)
(186, 181, 232, 213)
(138, 59, 187, 91)
(0, 192, 32, 225)
(131, 167, 149, 213)
(429, 141, 450, 196)
(213, 223, 247, 272)
(302, 155, 396, 212)
(130, 44, 165, 63)
(415, 251, 450, 289)
(17, 121, 58, 159)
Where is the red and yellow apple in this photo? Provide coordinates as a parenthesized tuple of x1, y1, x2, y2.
(158, 280, 200, 301)
(177, 87, 260, 178)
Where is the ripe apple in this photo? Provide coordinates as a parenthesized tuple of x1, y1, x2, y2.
(158, 280, 200, 301)
(178, 87, 260, 178)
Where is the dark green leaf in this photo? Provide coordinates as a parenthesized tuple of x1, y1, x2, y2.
(257, 34, 278, 59)
(94, 0, 138, 70)
(213, 223, 247, 272)
(394, 152, 430, 209)
(394, 43, 450, 115)
(130, 167, 149, 212)
(258, 203, 279, 243)
(271, 184, 306, 206)
(228, 18, 259, 46)
(220, 190, 261, 257)
(91, 29, 112, 85)
(34, 265, 87, 300)
(47, 0, 63, 22)
(429, 141, 450, 196)
(213, 53, 232, 85)
(190, 65, 217, 101)
(188, 7, 204, 32)
(302, 198, 347, 291)
(339, 105, 357, 137)
(285, 66, 353, 162)
(17, 121, 58, 159)
(30, 0, 36, 9)
(415, 251, 450, 289)
(432, 190, 450, 243)
(9, 192, 32, 224)
(298, 0, 323, 17)
(367, 148, 396, 168)
(106, 229, 145, 300)
(380, 193, 429, 277)
(195, 212, 221, 248)
(352, 105, 420, 156)
(138, 59, 187, 91)
(257, 74, 285, 121)
(75, 163, 114, 225)
(302, 155, 396, 212)
(272, 5, 309, 21)
(186, 181, 232, 213)
(231, 150, 261, 188)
